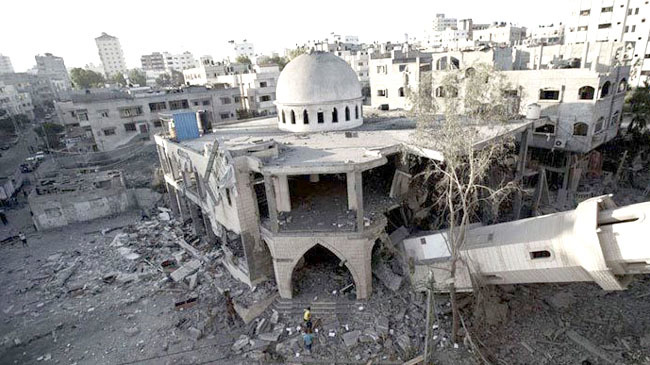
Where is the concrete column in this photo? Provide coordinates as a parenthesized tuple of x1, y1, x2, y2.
(264, 175, 280, 233)
(274, 175, 291, 212)
(202, 211, 217, 244)
(309, 174, 320, 183)
(274, 260, 294, 299)
(176, 192, 190, 222)
(347, 171, 364, 232)
(166, 183, 180, 217)
(188, 202, 205, 236)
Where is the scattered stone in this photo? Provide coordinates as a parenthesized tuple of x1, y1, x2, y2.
(188, 327, 202, 340)
(548, 291, 578, 310)
(342, 330, 361, 348)
(373, 261, 403, 292)
(249, 339, 270, 351)
(396, 334, 411, 353)
(124, 327, 140, 337)
(170, 259, 201, 282)
(270, 310, 279, 324)
(232, 335, 250, 352)
(376, 316, 389, 336)
(187, 273, 198, 290)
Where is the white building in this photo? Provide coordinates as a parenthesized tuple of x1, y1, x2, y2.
(0, 82, 34, 119)
(473, 23, 527, 46)
(216, 64, 280, 117)
(55, 86, 240, 152)
(162, 51, 197, 72)
(95, 32, 127, 77)
(183, 61, 251, 86)
(84, 63, 105, 76)
(565, 0, 650, 86)
(527, 23, 565, 45)
(231, 41, 255, 61)
(0, 54, 14, 74)
(432, 13, 458, 31)
(35, 53, 71, 90)
(141, 52, 165, 71)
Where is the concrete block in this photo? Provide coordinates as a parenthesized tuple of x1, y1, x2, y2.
(342, 330, 361, 348)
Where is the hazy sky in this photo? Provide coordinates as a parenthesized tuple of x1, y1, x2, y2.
(2, 0, 570, 72)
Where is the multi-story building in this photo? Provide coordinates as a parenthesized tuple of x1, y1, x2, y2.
(565, 0, 650, 86)
(0, 72, 57, 110)
(231, 40, 255, 60)
(163, 52, 196, 72)
(473, 22, 527, 46)
(216, 64, 280, 116)
(0, 82, 34, 119)
(35, 53, 72, 91)
(55, 86, 240, 152)
(527, 23, 565, 45)
(432, 13, 458, 31)
(183, 61, 251, 86)
(0, 54, 14, 74)
(84, 63, 105, 76)
(95, 32, 127, 77)
(140, 52, 165, 72)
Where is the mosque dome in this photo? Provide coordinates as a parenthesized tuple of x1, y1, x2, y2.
(275, 51, 364, 132)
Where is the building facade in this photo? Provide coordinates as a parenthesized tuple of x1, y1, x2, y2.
(141, 52, 165, 72)
(0, 82, 35, 119)
(0, 73, 54, 111)
(216, 64, 280, 117)
(35, 53, 72, 91)
(0, 54, 14, 74)
(95, 32, 127, 77)
(55, 86, 240, 151)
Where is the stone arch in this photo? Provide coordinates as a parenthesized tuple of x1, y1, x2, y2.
(281, 110, 286, 123)
(578, 86, 595, 100)
(600, 81, 611, 98)
(303, 109, 309, 124)
(291, 110, 296, 124)
(573, 122, 589, 136)
(332, 107, 338, 123)
(288, 242, 362, 298)
(345, 106, 350, 121)
(355, 105, 359, 119)
(618, 78, 628, 93)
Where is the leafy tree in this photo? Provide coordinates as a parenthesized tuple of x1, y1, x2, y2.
(155, 73, 172, 88)
(257, 55, 290, 70)
(0, 112, 15, 134)
(111, 73, 127, 86)
(235, 55, 251, 64)
(170, 70, 185, 87)
(33, 122, 65, 150)
(69, 68, 105, 89)
(128, 69, 147, 87)
(287, 47, 306, 60)
(627, 83, 650, 133)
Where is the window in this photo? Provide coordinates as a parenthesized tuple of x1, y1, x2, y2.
(398, 87, 405, 97)
(124, 122, 136, 132)
(77, 111, 88, 121)
(355, 105, 359, 119)
(377, 89, 386, 97)
(332, 108, 338, 123)
(220, 112, 230, 119)
(193, 101, 200, 106)
(202, 100, 210, 106)
(345, 106, 350, 121)
(636, 7, 640, 14)
(291, 110, 296, 124)
(580, 9, 590, 16)
(577, 25, 588, 31)
(234, 96, 241, 103)
(601, 6, 613, 12)
(595, 117, 604, 132)
(399, 65, 407, 72)
(260, 95, 271, 102)
(539, 89, 560, 100)
(259, 81, 268, 87)
(153, 119, 163, 128)
(148, 102, 167, 112)
(103, 127, 116, 136)
(317, 111, 324, 123)
(578, 86, 595, 100)
(225, 188, 232, 206)
(573, 122, 589, 136)
(281, 110, 286, 124)
(534, 123, 556, 135)
(98, 110, 109, 118)
(598, 23, 612, 29)
(530, 250, 551, 259)
(220, 97, 231, 104)
(618, 79, 628, 92)
(626, 26, 630, 33)
(600, 81, 611, 98)
(303, 110, 309, 124)
(168, 100, 189, 110)
(119, 106, 143, 118)
(633, 25, 637, 32)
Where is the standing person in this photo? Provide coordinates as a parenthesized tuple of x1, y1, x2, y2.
(224, 290, 237, 326)
(19, 232, 27, 247)
(303, 306, 312, 330)
(0, 211, 7, 225)
(303, 328, 314, 354)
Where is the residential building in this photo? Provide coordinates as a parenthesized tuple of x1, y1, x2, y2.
(473, 22, 527, 46)
(141, 52, 165, 71)
(84, 63, 105, 76)
(0, 54, 14, 74)
(95, 32, 127, 77)
(432, 13, 458, 31)
(0, 81, 35, 119)
(565, 0, 650, 86)
(231, 40, 255, 60)
(0, 72, 57, 110)
(183, 61, 251, 86)
(35, 53, 72, 91)
(216, 64, 280, 116)
(55, 85, 240, 152)
(527, 23, 565, 45)
(162, 51, 197, 72)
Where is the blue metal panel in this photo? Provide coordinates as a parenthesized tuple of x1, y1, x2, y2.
(173, 112, 200, 141)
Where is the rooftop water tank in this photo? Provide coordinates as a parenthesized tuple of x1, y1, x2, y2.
(526, 103, 541, 120)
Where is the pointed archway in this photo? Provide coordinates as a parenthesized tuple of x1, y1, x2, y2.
(290, 243, 358, 299)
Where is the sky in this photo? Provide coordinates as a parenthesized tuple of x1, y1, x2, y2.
(1, 0, 570, 72)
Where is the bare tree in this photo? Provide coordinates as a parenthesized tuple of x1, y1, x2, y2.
(409, 63, 520, 346)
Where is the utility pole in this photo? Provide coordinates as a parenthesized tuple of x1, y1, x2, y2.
(423, 273, 437, 364)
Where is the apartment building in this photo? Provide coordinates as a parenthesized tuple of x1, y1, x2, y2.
(0, 54, 14, 74)
(55, 86, 240, 152)
(35, 53, 72, 91)
(141, 52, 165, 72)
(0, 82, 34, 119)
(215, 64, 280, 116)
(95, 32, 127, 77)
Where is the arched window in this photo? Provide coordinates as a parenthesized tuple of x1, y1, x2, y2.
(595, 117, 604, 132)
(465, 67, 476, 78)
(600, 81, 611, 98)
(398, 87, 405, 97)
(450, 57, 460, 69)
(332, 108, 338, 123)
(317, 111, 324, 123)
(578, 86, 595, 100)
(435, 57, 447, 71)
(303, 109, 309, 124)
(281, 110, 286, 124)
(435, 86, 445, 98)
(448, 86, 458, 98)
(573, 122, 588, 136)
(355, 105, 359, 119)
(345, 106, 350, 121)
(291, 110, 296, 124)
(618, 79, 628, 93)
(435, 86, 457, 98)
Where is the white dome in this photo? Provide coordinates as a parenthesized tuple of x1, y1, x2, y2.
(276, 51, 362, 105)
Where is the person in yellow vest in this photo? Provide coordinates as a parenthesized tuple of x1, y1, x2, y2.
(303, 306, 312, 329)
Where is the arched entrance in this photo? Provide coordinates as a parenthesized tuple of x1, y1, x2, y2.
(290, 244, 355, 299)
